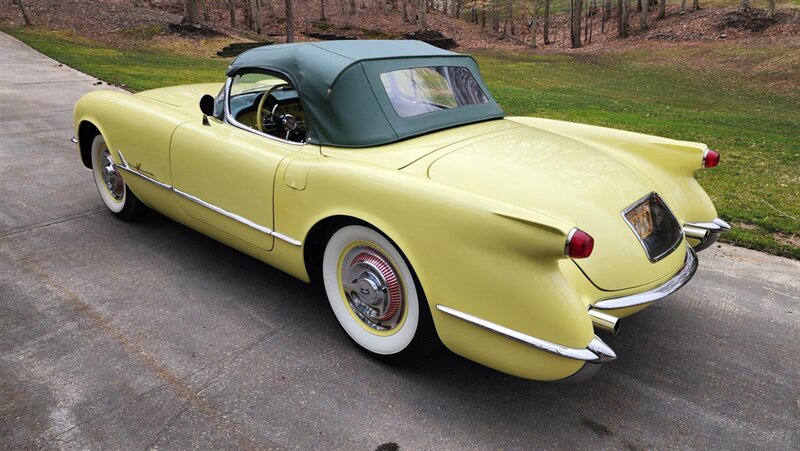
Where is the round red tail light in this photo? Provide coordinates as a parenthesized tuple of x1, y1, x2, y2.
(703, 149, 720, 168)
(567, 229, 594, 259)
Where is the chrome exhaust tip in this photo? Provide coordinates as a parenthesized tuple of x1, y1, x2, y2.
(683, 225, 710, 241)
(589, 308, 620, 335)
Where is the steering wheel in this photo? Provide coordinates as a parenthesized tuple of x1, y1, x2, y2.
(256, 83, 290, 133)
(256, 83, 308, 142)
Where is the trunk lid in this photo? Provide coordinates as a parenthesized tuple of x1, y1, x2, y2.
(424, 124, 686, 291)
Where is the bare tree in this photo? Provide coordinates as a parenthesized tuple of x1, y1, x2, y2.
(183, 0, 200, 25)
(320, 0, 327, 20)
(692, 0, 699, 11)
(530, 0, 540, 48)
(657, 0, 665, 19)
(681, 0, 686, 12)
(571, 0, 583, 48)
(767, 0, 775, 18)
(640, 0, 648, 29)
(226, 0, 236, 28)
(419, 0, 428, 28)
(285, 0, 295, 42)
(618, 0, 629, 37)
(403, 0, 410, 22)
(199, 0, 209, 21)
(15, 0, 32, 26)
(543, 0, 551, 43)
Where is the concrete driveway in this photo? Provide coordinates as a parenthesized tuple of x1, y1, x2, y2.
(1, 32, 798, 450)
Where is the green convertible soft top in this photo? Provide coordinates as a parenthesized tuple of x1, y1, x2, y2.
(226, 40, 505, 147)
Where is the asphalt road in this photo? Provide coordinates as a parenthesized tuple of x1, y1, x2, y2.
(1, 32, 798, 450)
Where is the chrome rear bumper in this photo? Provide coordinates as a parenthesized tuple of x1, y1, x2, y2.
(684, 217, 731, 252)
(435, 305, 616, 364)
(593, 244, 698, 310)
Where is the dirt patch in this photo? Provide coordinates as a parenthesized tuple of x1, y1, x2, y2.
(734, 222, 760, 230)
(166, 23, 225, 38)
(775, 233, 800, 248)
(717, 9, 783, 33)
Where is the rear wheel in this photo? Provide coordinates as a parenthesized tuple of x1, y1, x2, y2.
(91, 134, 148, 221)
(321, 224, 439, 363)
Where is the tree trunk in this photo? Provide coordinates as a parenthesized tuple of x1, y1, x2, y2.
(739, 0, 748, 11)
(227, 0, 236, 27)
(320, 0, 326, 20)
(200, 0, 209, 21)
(15, 0, 32, 26)
(183, 0, 200, 25)
(503, 0, 510, 35)
(618, 0, 628, 37)
(767, 0, 774, 17)
(571, 0, 582, 48)
(481, 7, 486, 28)
(285, 0, 295, 42)
(419, 0, 428, 28)
(350, 0, 356, 15)
(492, 0, 500, 31)
(251, 0, 262, 33)
(403, 0, 410, 22)
(692, 0, 698, 11)
(657, 0, 665, 19)
(681, 0, 686, 11)
(543, 0, 550, 44)
(640, 0, 648, 29)
(530, 0, 538, 48)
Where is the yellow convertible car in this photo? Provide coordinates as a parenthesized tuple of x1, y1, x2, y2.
(73, 41, 729, 382)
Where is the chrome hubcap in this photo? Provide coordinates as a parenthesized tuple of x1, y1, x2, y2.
(341, 246, 404, 331)
(100, 149, 124, 201)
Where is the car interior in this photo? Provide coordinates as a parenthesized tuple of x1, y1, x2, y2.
(224, 73, 308, 144)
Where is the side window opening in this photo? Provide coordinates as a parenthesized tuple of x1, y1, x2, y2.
(226, 71, 307, 144)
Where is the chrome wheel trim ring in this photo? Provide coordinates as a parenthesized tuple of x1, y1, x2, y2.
(99, 148, 124, 201)
(340, 246, 405, 331)
(91, 135, 126, 213)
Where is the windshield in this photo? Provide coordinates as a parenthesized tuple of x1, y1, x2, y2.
(379, 66, 489, 118)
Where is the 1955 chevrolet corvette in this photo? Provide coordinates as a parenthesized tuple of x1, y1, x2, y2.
(73, 40, 729, 382)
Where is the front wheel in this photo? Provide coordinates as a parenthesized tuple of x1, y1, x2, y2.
(321, 224, 439, 363)
(90, 134, 148, 221)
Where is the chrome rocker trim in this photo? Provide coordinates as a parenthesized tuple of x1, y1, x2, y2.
(593, 244, 698, 310)
(435, 305, 616, 363)
(113, 150, 302, 247)
(683, 218, 731, 252)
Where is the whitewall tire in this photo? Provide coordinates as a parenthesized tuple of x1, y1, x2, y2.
(90, 134, 148, 221)
(321, 224, 438, 362)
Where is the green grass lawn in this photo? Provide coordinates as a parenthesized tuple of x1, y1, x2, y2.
(4, 27, 798, 258)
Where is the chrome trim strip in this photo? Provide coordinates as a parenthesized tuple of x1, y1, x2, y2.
(70, 136, 78, 144)
(620, 192, 683, 263)
(686, 218, 731, 232)
(564, 227, 578, 257)
(223, 76, 305, 147)
(173, 188, 275, 235)
(702, 148, 710, 169)
(115, 151, 173, 190)
(593, 244, 698, 310)
(114, 150, 301, 246)
(435, 304, 616, 363)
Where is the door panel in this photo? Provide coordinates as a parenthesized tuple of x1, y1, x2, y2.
(170, 120, 296, 251)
